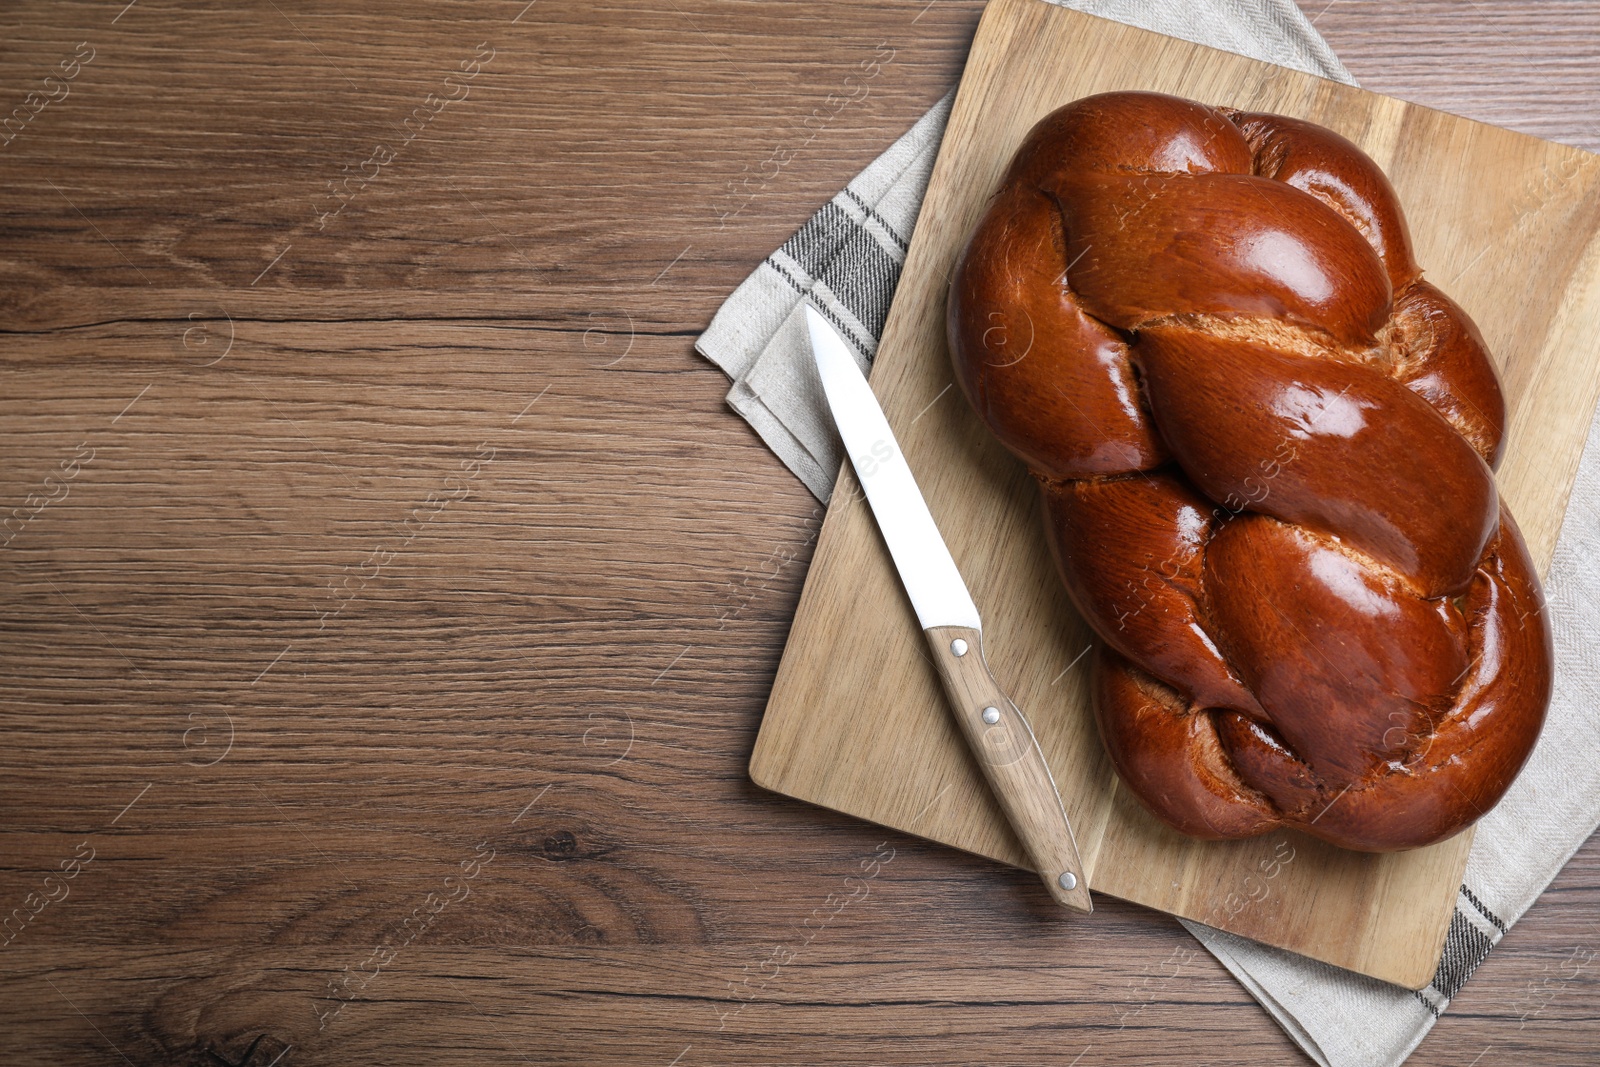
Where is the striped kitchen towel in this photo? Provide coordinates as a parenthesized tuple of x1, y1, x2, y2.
(695, 1, 1600, 1065)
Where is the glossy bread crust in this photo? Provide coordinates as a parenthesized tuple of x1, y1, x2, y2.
(948, 91, 1551, 852)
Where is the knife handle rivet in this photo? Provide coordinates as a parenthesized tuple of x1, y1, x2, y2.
(951, 639, 969, 657)
(1058, 871, 1078, 891)
(981, 706, 1001, 724)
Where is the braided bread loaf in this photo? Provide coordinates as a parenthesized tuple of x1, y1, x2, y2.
(948, 91, 1552, 852)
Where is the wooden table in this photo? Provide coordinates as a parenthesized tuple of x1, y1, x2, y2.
(1, 2, 1594, 1063)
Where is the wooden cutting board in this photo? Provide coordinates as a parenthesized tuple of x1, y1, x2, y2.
(751, 0, 1600, 990)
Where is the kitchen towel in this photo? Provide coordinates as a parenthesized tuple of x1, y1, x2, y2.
(695, 2, 1600, 1065)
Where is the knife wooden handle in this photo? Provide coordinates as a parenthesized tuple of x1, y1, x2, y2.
(925, 625, 1092, 912)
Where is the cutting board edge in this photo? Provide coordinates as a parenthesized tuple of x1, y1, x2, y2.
(752, 744, 1468, 989)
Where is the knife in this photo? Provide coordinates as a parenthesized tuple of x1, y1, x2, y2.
(803, 304, 1093, 913)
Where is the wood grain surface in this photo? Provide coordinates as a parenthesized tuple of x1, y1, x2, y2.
(751, 0, 1600, 990)
(0, 0, 1595, 1064)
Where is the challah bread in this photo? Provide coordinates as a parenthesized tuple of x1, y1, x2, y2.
(948, 91, 1552, 852)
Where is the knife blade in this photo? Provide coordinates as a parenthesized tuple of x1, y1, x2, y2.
(803, 304, 1092, 913)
